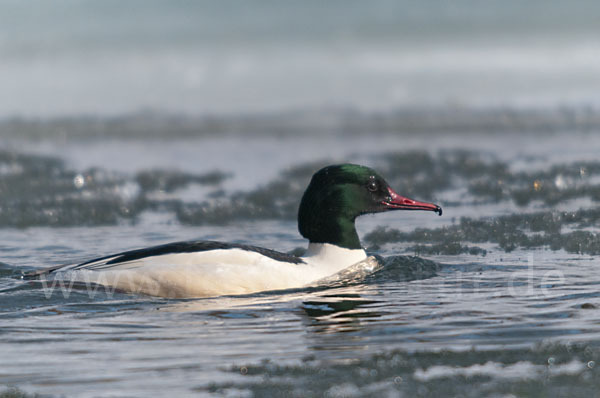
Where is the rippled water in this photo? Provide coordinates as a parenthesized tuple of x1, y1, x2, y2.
(2, 115, 600, 397)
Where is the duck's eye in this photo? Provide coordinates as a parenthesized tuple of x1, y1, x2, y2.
(367, 181, 378, 192)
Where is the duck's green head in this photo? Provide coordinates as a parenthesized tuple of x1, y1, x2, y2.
(298, 164, 442, 250)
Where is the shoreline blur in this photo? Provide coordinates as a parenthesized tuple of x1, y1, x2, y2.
(2, 105, 600, 142)
(1, 0, 599, 118)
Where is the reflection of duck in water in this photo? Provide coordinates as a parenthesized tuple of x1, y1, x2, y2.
(26, 164, 442, 298)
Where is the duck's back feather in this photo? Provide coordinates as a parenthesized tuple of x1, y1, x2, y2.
(23, 240, 304, 278)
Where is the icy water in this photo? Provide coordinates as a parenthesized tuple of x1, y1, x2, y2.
(2, 122, 600, 397)
(3, 0, 600, 397)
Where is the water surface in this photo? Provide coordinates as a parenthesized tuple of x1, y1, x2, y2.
(2, 124, 600, 397)
(2, 1, 600, 396)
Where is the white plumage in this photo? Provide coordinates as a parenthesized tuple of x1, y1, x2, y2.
(47, 243, 368, 298)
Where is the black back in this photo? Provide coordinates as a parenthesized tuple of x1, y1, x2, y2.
(23, 240, 305, 278)
(94, 240, 305, 266)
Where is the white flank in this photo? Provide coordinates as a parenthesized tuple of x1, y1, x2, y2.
(47, 245, 369, 298)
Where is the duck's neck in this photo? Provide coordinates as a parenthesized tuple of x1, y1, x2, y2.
(302, 242, 367, 268)
(299, 213, 362, 250)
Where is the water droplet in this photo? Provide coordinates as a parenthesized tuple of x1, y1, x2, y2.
(566, 341, 573, 352)
(554, 174, 566, 190)
(73, 174, 85, 189)
(394, 376, 403, 384)
(240, 366, 248, 375)
(548, 357, 555, 365)
(588, 361, 595, 369)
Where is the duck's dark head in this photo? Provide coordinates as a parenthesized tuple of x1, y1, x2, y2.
(298, 164, 442, 250)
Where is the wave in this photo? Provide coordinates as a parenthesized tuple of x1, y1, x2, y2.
(3, 106, 600, 140)
(365, 208, 600, 256)
(208, 342, 600, 397)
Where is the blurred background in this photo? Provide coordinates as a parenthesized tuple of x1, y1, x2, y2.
(2, 0, 599, 117)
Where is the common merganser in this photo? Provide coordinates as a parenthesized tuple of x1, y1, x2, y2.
(25, 164, 442, 298)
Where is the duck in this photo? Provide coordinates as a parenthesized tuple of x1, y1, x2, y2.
(24, 164, 442, 298)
